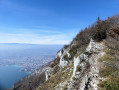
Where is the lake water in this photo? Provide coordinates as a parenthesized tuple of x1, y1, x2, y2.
(0, 44, 63, 90)
(0, 65, 29, 90)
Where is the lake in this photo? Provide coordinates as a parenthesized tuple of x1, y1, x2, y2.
(0, 44, 63, 90)
(0, 65, 29, 90)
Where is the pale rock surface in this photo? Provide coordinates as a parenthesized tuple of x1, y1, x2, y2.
(45, 39, 106, 90)
(58, 48, 71, 68)
(45, 67, 53, 81)
(59, 57, 68, 68)
(67, 40, 105, 90)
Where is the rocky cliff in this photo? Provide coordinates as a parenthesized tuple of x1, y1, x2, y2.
(36, 39, 105, 90)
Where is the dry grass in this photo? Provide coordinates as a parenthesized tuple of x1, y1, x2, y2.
(98, 47, 119, 90)
(37, 63, 73, 90)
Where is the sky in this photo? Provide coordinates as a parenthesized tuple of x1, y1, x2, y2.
(0, 0, 119, 44)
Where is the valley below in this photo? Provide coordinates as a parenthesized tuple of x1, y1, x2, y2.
(0, 44, 62, 90)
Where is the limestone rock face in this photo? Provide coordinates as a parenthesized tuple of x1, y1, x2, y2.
(59, 57, 69, 68)
(73, 54, 88, 77)
(56, 48, 71, 68)
(45, 67, 53, 81)
(45, 47, 71, 81)
(44, 39, 105, 90)
(59, 50, 71, 68)
(67, 39, 105, 90)
(86, 39, 104, 53)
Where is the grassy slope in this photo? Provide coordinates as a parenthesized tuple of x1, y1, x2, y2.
(98, 46, 119, 90)
(37, 63, 73, 90)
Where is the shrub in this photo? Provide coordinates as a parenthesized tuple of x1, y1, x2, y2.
(69, 45, 79, 59)
(73, 77, 76, 80)
(76, 65, 81, 72)
(50, 57, 60, 68)
(64, 45, 69, 49)
(53, 66, 60, 74)
(63, 54, 69, 61)
(92, 17, 107, 41)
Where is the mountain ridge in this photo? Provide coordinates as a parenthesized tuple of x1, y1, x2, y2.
(11, 14, 119, 90)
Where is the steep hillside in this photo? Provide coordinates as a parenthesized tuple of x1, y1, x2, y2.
(37, 39, 105, 90)
(12, 14, 119, 90)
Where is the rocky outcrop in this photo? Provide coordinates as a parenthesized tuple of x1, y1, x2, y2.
(72, 39, 105, 77)
(67, 39, 105, 90)
(44, 39, 105, 90)
(45, 47, 71, 81)
(72, 53, 88, 77)
(45, 67, 53, 81)
(55, 47, 71, 68)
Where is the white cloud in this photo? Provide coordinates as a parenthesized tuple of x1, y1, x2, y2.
(0, 32, 71, 44)
(0, 27, 61, 34)
(0, 26, 79, 45)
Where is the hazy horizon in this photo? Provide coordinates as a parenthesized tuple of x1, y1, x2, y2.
(0, 42, 65, 45)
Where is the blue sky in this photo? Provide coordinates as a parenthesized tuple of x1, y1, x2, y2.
(0, 0, 119, 44)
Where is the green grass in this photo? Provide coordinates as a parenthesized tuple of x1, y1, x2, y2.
(99, 66, 117, 78)
(53, 65, 60, 74)
(98, 54, 115, 62)
(98, 48, 119, 90)
(98, 75, 119, 90)
(104, 48, 115, 55)
(62, 83, 68, 90)
(76, 65, 81, 72)
(37, 63, 73, 90)
(63, 54, 69, 61)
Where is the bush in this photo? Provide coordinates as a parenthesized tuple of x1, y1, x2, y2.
(53, 66, 60, 74)
(63, 54, 69, 61)
(64, 45, 69, 49)
(76, 65, 81, 72)
(73, 77, 76, 80)
(50, 57, 60, 68)
(69, 45, 79, 59)
(92, 17, 107, 41)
